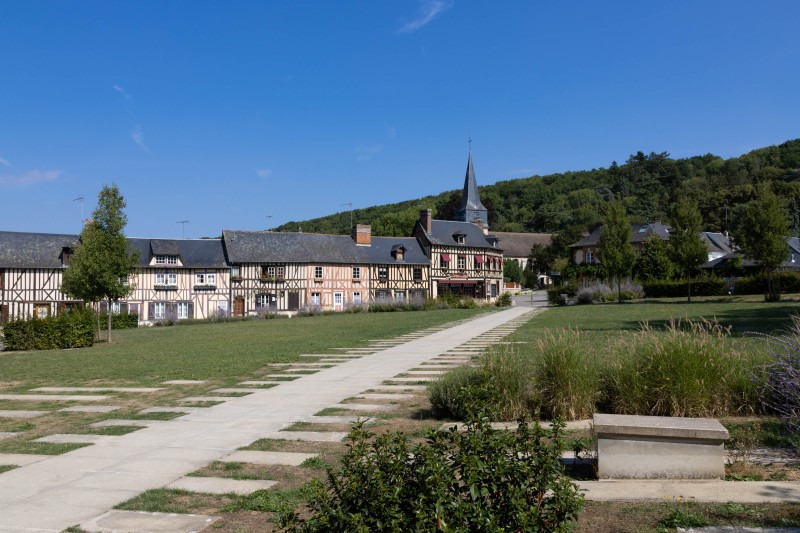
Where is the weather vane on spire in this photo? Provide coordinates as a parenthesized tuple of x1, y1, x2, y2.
(468, 130, 472, 152)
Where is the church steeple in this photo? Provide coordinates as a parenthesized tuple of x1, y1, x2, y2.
(454, 146, 488, 230)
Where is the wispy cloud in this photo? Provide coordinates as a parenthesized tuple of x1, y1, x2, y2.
(0, 156, 11, 168)
(397, 0, 454, 34)
(255, 168, 272, 178)
(356, 144, 384, 162)
(0, 169, 62, 187)
(113, 84, 133, 101)
(131, 125, 151, 154)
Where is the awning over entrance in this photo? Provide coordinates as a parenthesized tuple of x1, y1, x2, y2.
(437, 280, 478, 285)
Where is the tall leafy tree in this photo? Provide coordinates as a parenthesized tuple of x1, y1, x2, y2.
(597, 200, 636, 302)
(636, 236, 674, 281)
(502, 258, 522, 284)
(62, 185, 139, 343)
(733, 183, 790, 300)
(668, 199, 708, 302)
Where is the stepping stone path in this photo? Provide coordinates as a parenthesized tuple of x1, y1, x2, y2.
(295, 415, 373, 425)
(60, 405, 121, 413)
(0, 410, 47, 418)
(139, 406, 203, 414)
(370, 385, 427, 393)
(334, 402, 397, 412)
(166, 476, 277, 495)
(31, 387, 164, 393)
(161, 380, 207, 385)
(177, 396, 231, 403)
(0, 432, 17, 441)
(385, 377, 435, 383)
(0, 394, 109, 402)
(80, 510, 219, 533)
(262, 375, 301, 380)
(221, 450, 317, 466)
(354, 393, 414, 401)
(90, 419, 164, 428)
(0, 453, 51, 466)
(238, 381, 282, 386)
(210, 388, 256, 394)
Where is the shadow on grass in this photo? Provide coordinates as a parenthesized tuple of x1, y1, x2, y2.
(631, 304, 800, 335)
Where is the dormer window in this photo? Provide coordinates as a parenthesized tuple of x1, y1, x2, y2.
(453, 232, 466, 244)
(155, 255, 178, 265)
(391, 245, 406, 261)
(61, 247, 73, 267)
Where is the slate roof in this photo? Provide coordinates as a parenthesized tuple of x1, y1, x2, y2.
(572, 222, 673, 248)
(457, 152, 487, 213)
(491, 232, 552, 258)
(701, 232, 734, 255)
(419, 220, 498, 249)
(703, 236, 800, 271)
(129, 238, 228, 268)
(0, 231, 79, 268)
(222, 230, 429, 265)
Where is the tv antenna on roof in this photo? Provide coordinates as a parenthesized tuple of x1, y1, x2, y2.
(341, 202, 353, 228)
(177, 220, 190, 239)
(73, 196, 84, 227)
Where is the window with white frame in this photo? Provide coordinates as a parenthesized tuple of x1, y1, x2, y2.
(457, 255, 466, 270)
(195, 273, 216, 286)
(440, 255, 449, 270)
(378, 266, 388, 280)
(311, 292, 321, 305)
(231, 265, 240, 278)
(153, 302, 166, 320)
(265, 265, 284, 279)
(177, 302, 189, 319)
(352, 266, 360, 279)
(156, 272, 178, 286)
(217, 300, 228, 317)
(586, 250, 594, 264)
(314, 266, 323, 279)
(155, 255, 178, 265)
(395, 291, 406, 302)
(128, 303, 140, 316)
(353, 291, 362, 303)
(334, 293, 343, 306)
(413, 267, 423, 281)
(255, 293, 273, 308)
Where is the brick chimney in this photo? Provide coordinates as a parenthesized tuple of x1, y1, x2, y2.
(352, 224, 372, 246)
(420, 209, 432, 234)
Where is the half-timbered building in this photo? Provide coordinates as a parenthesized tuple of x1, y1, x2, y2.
(223, 225, 429, 315)
(124, 238, 231, 323)
(0, 231, 82, 322)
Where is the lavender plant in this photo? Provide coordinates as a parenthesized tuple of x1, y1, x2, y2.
(759, 316, 800, 435)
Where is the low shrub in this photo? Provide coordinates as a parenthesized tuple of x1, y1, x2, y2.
(280, 414, 583, 532)
(758, 316, 800, 436)
(428, 365, 487, 420)
(575, 287, 593, 305)
(547, 283, 577, 305)
(495, 291, 513, 307)
(735, 273, 800, 296)
(2, 307, 96, 351)
(642, 278, 726, 298)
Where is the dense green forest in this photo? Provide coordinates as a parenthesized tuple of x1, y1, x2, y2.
(274, 139, 800, 238)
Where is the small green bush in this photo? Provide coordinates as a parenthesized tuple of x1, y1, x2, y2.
(428, 365, 487, 420)
(98, 312, 139, 329)
(547, 283, 577, 305)
(280, 414, 583, 532)
(734, 273, 800, 295)
(2, 307, 96, 351)
(642, 278, 726, 298)
(495, 291, 512, 307)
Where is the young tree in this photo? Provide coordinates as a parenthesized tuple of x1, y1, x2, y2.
(668, 199, 708, 302)
(502, 258, 522, 284)
(597, 200, 636, 302)
(635, 236, 674, 281)
(62, 185, 139, 343)
(733, 183, 791, 300)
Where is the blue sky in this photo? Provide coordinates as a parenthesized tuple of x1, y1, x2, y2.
(1, 1, 798, 238)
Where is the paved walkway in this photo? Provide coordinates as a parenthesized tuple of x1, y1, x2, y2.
(0, 304, 538, 533)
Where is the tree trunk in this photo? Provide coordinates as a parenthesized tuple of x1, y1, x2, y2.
(687, 274, 692, 303)
(96, 303, 101, 341)
(617, 276, 622, 304)
(107, 297, 113, 344)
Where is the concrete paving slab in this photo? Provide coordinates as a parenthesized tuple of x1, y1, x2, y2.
(139, 406, 203, 414)
(0, 394, 110, 402)
(577, 479, 800, 503)
(80, 509, 219, 533)
(0, 432, 17, 441)
(354, 393, 414, 401)
(334, 403, 397, 411)
(31, 387, 164, 393)
(295, 415, 374, 425)
(267, 431, 348, 442)
(384, 377, 435, 383)
(166, 476, 277, 495)
(298, 353, 360, 358)
(281, 368, 320, 373)
(440, 420, 592, 432)
(33, 433, 108, 444)
(210, 388, 256, 394)
(404, 370, 448, 375)
(261, 375, 300, 380)
(221, 450, 317, 466)
(161, 380, 208, 385)
(270, 362, 332, 367)
(0, 410, 48, 418)
(0, 453, 51, 466)
(61, 405, 121, 413)
(91, 419, 164, 428)
(238, 381, 282, 386)
(177, 396, 230, 403)
(370, 385, 428, 392)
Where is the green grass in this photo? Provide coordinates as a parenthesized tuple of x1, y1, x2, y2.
(0, 464, 19, 473)
(115, 488, 204, 513)
(0, 309, 487, 385)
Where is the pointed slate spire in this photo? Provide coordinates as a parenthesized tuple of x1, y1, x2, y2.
(454, 148, 488, 229)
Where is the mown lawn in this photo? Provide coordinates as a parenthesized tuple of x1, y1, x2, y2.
(0, 309, 488, 386)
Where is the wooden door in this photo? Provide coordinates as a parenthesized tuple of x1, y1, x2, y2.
(233, 297, 245, 317)
(288, 291, 300, 310)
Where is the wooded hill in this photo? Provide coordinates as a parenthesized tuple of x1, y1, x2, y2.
(274, 139, 800, 238)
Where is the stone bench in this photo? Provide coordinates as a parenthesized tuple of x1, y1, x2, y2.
(593, 413, 729, 479)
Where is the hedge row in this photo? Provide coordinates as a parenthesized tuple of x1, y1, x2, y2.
(642, 278, 727, 298)
(2, 307, 96, 351)
(98, 312, 139, 329)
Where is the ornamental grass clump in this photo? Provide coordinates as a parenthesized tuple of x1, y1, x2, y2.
(533, 329, 601, 420)
(607, 319, 757, 417)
